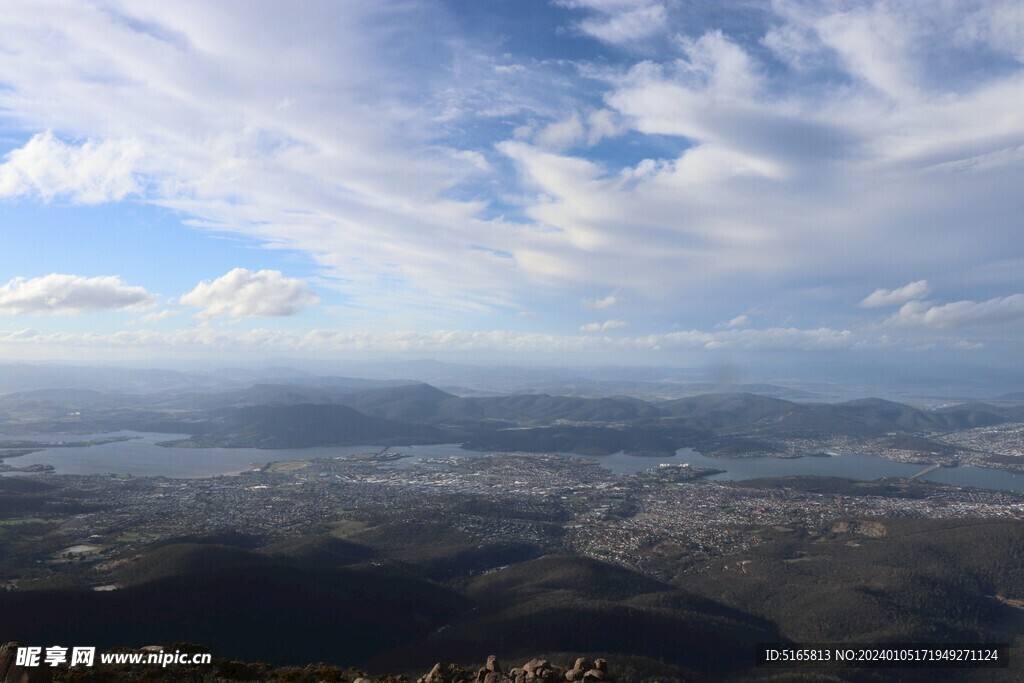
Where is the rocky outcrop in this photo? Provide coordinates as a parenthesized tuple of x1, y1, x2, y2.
(0, 643, 53, 683)
(564, 658, 608, 682)
(419, 656, 613, 683)
(0, 642, 613, 683)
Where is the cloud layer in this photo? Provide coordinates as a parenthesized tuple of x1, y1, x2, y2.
(0, 1, 1020, 358)
(0, 323, 865, 358)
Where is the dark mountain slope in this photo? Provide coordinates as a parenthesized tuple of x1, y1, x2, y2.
(390, 556, 781, 673)
(333, 383, 459, 422)
(0, 564, 470, 666)
(159, 383, 356, 410)
(658, 393, 798, 429)
(259, 535, 376, 566)
(451, 395, 666, 423)
(688, 518, 1024, 644)
(174, 403, 447, 447)
(661, 394, 1015, 438)
(334, 385, 666, 425)
(115, 543, 275, 587)
(787, 398, 1013, 436)
(932, 402, 1024, 427)
(467, 555, 671, 603)
(346, 520, 548, 582)
(114, 538, 377, 587)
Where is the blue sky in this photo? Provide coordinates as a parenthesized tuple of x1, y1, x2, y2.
(0, 0, 1022, 364)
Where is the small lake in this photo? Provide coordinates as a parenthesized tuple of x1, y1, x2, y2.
(3, 431, 1024, 493)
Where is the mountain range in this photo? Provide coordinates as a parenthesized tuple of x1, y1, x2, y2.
(5, 379, 1024, 455)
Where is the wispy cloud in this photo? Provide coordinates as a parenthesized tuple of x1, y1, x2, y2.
(579, 319, 628, 332)
(137, 309, 180, 324)
(583, 290, 624, 309)
(0, 1, 1020, 357)
(558, 0, 668, 45)
(860, 280, 930, 308)
(718, 314, 750, 329)
(886, 295, 1024, 329)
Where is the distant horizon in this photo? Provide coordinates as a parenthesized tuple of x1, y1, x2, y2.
(3, 356, 1024, 405)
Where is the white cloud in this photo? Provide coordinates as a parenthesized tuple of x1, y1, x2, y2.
(580, 319, 628, 332)
(859, 279, 930, 308)
(536, 113, 586, 150)
(720, 314, 750, 329)
(661, 326, 856, 351)
(570, 2, 668, 45)
(532, 109, 623, 151)
(956, 0, 1024, 61)
(586, 109, 622, 146)
(180, 268, 318, 318)
(0, 3, 529, 318)
(0, 1, 1020, 345)
(886, 294, 1024, 329)
(0, 131, 140, 204)
(0, 274, 156, 315)
(583, 291, 624, 309)
(497, 3, 1024, 314)
(556, 0, 652, 8)
(761, 23, 825, 72)
(677, 30, 761, 100)
(810, 4, 923, 100)
(137, 309, 180, 323)
(449, 149, 491, 172)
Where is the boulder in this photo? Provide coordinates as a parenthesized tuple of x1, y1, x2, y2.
(0, 642, 54, 683)
(523, 659, 548, 674)
(0, 644, 14, 682)
(418, 662, 445, 683)
(419, 656, 607, 683)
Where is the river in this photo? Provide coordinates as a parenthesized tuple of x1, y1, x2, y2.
(3, 431, 1024, 493)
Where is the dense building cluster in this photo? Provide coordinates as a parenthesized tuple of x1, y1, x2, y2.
(5, 447, 1024, 590)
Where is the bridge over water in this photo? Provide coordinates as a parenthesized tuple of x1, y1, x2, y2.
(909, 463, 943, 480)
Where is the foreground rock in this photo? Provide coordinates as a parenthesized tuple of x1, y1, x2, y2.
(0, 643, 53, 683)
(0, 643, 614, 683)
(419, 656, 613, 683)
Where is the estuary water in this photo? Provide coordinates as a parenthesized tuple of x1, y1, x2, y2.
(3, 431, 1024, 493)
